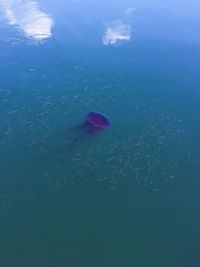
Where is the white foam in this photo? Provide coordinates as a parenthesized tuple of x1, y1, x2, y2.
(103, 20, 131, 46)
(0, 0, 53, 41)
(124, 7, 136, 16)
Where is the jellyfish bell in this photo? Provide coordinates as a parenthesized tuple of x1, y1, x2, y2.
(86, 112, 111, 128)
(86, 112, 111, 132)
(76, 111, 111, 139)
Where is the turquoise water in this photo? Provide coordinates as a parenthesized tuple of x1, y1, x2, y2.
(0, 1, 200, 266)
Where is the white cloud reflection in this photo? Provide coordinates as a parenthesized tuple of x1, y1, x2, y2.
(103, 20, 131, 46)
(0, 0, 53, 41)
(124, 7, 136, 16)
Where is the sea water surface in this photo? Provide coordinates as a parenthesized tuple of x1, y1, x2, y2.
(0, 0, 200, 266)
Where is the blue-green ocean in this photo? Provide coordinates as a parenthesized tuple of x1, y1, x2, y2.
(0, 0, 200, 266)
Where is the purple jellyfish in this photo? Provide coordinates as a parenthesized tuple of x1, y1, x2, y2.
(69, 111, 111, 144)
(79, 112, 111, 135)
(34, 112, 111, 149)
